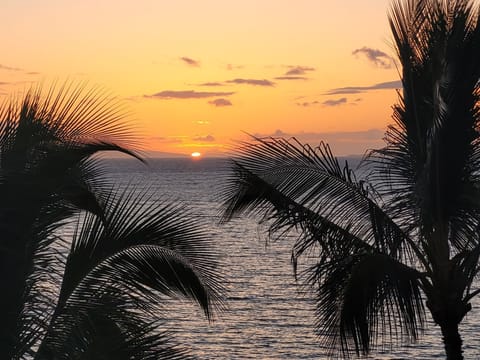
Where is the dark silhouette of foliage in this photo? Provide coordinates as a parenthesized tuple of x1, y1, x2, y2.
(220, 1, 480, 359)
(0, 83, 223, 359)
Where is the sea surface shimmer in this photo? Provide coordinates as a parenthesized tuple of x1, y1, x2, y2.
(100, 157, 480, 359)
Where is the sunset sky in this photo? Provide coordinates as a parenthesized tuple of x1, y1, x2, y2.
(1, 0, 401, 156)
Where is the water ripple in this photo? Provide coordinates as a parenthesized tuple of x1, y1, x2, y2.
(98, 158, 480, 359)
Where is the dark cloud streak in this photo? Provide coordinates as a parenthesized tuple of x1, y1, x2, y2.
(193, 135, 215, 142)
(180, 56, 200, 67)
(352, 47, 393, 69)
(208, 98, 232, 107)
(322, 98, 348, 107)
(145, 90, 234, 99)
(297, 100, 320, 107)
(226, 78, 275, 86)
(285, 66, 315, 76)
(197, 82, 225, 86)
(326, 80, 401, 95)
(275, 76, 309, 81)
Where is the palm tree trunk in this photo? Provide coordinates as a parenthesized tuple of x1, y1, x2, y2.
(427, 291, 470, 360)
(440, 322, 463, 360)
(0, 257, 27, 359)
(0, 215, 39, 359)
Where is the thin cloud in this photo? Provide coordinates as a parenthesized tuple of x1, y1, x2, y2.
(354, 98, 363, 102)
(272, 129, 287, 136)
(326, 80, 401, 95)
(352, 47, 394, 69)
(257, 128, 383, 141)
(145, 90, 234, 99)
(208, 98, 232, 107)
(193, 135, 215, 142)
(124, 96, 143, 103)
(350, 98, 364, 106)
(297, 100, 320, 107)
(226, 78, 275, 86)
(297, 97, 358, 107)
(149, 136, 185, 144)
(285, 65, 315, 76)
(180, 56, 200, 67)
(252, 128, 385, 155)
(322, 98, 347, 107)
(197, 82, 225, 86)
(275, 76, 309, 81)
(226, 63, 244, 71)
(0, 64, 23, 72)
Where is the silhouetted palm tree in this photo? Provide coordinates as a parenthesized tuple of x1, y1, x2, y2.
(0, 84, 223, 359)
(220, 1, 480, 359)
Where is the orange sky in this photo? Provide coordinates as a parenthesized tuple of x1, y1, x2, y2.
(1, 0, 401, 156)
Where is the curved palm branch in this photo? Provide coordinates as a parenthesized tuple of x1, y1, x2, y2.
(310, 252, 424, 356)
(46, 318, 192, 360)
(221, 137, 424, 265)
(35, 187, 224, 358)
(0, 84, 145, 359)
(220, 136, 427, 355)
(60, 187, 224, 312)
(39, 246, 219, 359)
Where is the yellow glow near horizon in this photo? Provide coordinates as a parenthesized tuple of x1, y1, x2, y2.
(191, 152, 202, 158)
(0, 0, 397, 156)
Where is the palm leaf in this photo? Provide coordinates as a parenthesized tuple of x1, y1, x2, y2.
(220, 136, 429, 356)
(40, 308, 193, 360)
(0, 84, 143, 358)
(37, 186, 224, 358)
(221, 137, 424, 267)
(58, 187, 224, 312)
(39, 244, 217, 359)
(374, 0, 480, 253)
(308, 252, 424, 357)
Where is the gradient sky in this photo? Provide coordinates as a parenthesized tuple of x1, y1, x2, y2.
(1, 0, 401, 156)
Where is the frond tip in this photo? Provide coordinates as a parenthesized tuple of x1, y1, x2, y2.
(312, 253, 424, 356)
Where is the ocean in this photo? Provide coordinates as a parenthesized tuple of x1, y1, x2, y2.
(101, 157, 479, 359)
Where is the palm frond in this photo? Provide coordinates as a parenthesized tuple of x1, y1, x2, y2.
(0, 84, 144, 358)
(39, 242, 221, 358)
(73, 244, 220, 316)
(221, 137, 423, 267)
(39, 310, 193, 360)
(19, 82, 139, 147)
(219, 136, 432, 356)
(309, 252, 424, 357)
(374, 0, 480, 253)
(58, 187, 224, 315)
(35, 185, 224, 357)
(451, 243, 480, 303)
(39, 244, 217, 359)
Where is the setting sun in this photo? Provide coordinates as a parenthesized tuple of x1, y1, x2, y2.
(191, 152, 201, 158)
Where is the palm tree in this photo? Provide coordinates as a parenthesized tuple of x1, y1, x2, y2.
(0, 84, 223, 359)
(220, 1, 480, 359)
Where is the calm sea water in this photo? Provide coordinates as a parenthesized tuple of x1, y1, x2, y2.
(101, 157, 480, 359)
